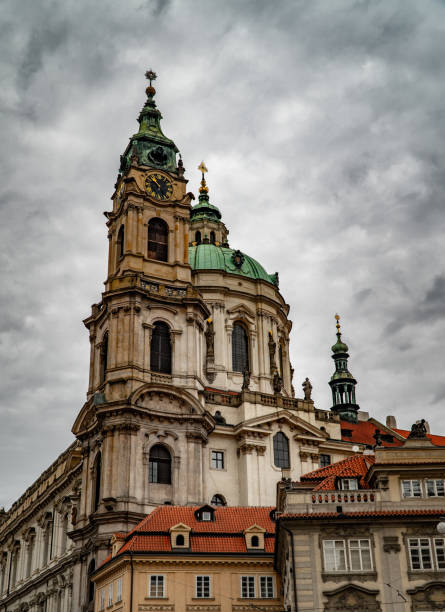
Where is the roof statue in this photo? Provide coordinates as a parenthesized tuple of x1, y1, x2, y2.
(408, 419, 428, 439)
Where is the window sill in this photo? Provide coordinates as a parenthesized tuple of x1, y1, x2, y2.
(407, 569, 445, 581)
(237, 597, 279, 601)
(192, 597, 215, 601)
(145, 597, 169, 600)
(321, 571, 377, 583)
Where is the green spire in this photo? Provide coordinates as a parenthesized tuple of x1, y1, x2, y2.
(119, 70, 179, 174)
(329, 315, 359, 423)
(190, 162, 222, 223)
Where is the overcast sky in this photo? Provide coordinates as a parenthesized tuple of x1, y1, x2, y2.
(1, 0, 445, 509)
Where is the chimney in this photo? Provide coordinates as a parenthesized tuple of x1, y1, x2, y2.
(386, 415, 397, 429)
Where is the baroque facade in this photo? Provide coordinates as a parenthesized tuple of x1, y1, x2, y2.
(0, 73, 380, 611)
(275, 426, 445, 611)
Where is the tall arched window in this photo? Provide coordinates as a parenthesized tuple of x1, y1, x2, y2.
(210, 231, 216, 244)
(148, 218, 168, 261)
(273, 432, 290, 468)
(211, 494, 226, 507)
(195, 230, 202, 245)
(93, 452, 102, 512)
(150, 322, 172, 373)
(232, 322, 249, 373)
(88, 559, 96, 603)
(26, 530, 35, 578)
(99, 331, 108, 384)
(116, 225, 125, 262)
(149, 445, 171, 484)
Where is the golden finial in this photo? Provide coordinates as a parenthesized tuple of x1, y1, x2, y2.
(145, 69, 157, 96)
(198, 161, 209, 194)
(335, 313, 341, 334)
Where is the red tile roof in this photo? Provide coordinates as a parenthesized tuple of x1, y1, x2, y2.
(301, 455, 375, 490)
(394, 428, 445, 446)
(340, 420, 445, 447)
(103, 506, 276, 565)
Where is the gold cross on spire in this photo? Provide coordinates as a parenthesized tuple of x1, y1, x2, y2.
(198, 161, 208, 177)
(198, 161, 209, 194)
(145, 69, 157, 86)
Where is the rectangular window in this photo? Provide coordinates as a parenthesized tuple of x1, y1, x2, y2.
(409, 538, 433, 570)
(323, 540, 347, 571)
(349, 539, 372, 571)
(260, 576, 274, 598)
(320, 454, 331, 468)
(434, 538, 445, 570)
(340, 479, 358, 490)
(196, 575, 211, 598)
(108, 583, 113, 606)
(241, 576, 256, 598)
(402, 480, 422, 498)
(116, 578, 122, 602)
(99, 588, 105, 611)
(149, 575, 165, 598)
(426, 479, 445, 497)
(211, 451, 224, 470)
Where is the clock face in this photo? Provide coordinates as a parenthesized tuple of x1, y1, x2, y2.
(145, 173, 173, 201)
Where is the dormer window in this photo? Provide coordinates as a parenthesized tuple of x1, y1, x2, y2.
(244, 524, 266, 550)
(195, 505, 215, 522)
(339, 478, 358, 491)
(169, 523, 191, 549)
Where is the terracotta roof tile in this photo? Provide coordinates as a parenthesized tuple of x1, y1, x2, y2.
(340, 420, 445, 447)
(300, 455, 375, 491)
(394, 428, 445, 446)
(106, 506, 276, 562)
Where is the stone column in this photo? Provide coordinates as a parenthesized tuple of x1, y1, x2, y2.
(136, 206, 144, 255)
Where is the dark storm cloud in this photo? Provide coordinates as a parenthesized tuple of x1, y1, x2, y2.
(1, 0, 445, 507)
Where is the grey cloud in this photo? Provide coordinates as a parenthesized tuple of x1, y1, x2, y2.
(1, 0, 445, 507)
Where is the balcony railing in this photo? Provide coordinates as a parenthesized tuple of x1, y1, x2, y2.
(312, 490, 379, 504)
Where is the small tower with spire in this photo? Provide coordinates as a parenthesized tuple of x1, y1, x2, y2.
(189, 162, 229, 246)
(329, 314, 360, 423)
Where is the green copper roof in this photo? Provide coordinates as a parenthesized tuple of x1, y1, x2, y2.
(189, 244, 278, 286)
(190, 194, 222, 223)
(120, 84, 178, 174)
(331, 332, 349, 354)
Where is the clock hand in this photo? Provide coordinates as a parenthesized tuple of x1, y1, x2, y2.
(151, 177, 161, 188)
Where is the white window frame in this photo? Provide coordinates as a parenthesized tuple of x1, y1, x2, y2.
(434, 538, 445, 570)
(116, 577, 122, 603)
(240, 575, 256, 598)
(201, 511, 212, 521)
(348, 539, 373, 571)
(339, 478, 358, 490)
(401, 479, 422, 498)
(259, 575, 275, 598)
(323, 540, 348, 572)
(210, 450, 225, 470)
(323, 539, 373, 573)
(195, 575, 211, 598)
(425, 479, 445, 497)
(108, 582, 113, 606)
(408, 538, 433, 570)
(148, 574, 165, 598)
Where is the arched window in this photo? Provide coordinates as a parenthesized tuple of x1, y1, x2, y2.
(148, 218, 168, 261)
(149, 445, 171, 484)
(232, 322, 249, 373)
(210, 231, 216, 244)
(195, 230, 202, 245)
(93, 452, 102, 512)
(117, 225, 124, 261)
(88, 559, 96, 603)
(99, 331, 108, 384)
(175, 534, 185, 546)
(251, 535, 260, 547)
(273, 432, 290, 468)
(211, 494, 226, 507)
(150, 322, 172, 374)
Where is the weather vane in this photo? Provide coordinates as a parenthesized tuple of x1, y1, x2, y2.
(145, 69, 157, 86)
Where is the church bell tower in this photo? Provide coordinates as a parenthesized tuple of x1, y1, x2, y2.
(329, 314, 360, 423)
(70, 73, 213, 595)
